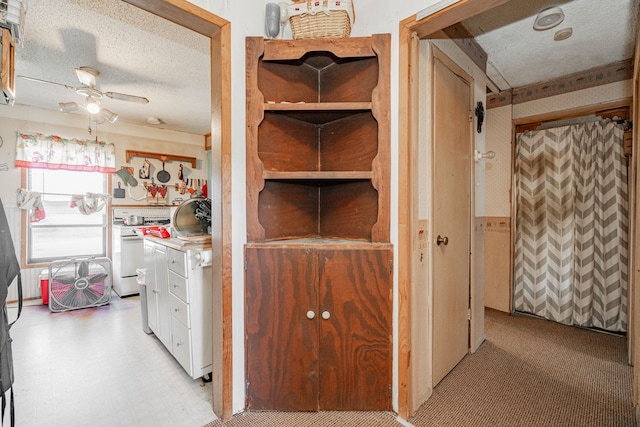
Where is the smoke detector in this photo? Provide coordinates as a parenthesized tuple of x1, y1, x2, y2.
(533, 6, 565, 31)
(554, 27, 573, 41)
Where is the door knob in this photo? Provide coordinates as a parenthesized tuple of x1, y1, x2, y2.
(322, 311, 331, 320)
(306, 310, 315, 319)
(436, 235, 449, 246)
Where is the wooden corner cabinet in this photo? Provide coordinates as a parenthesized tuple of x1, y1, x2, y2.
(245, 34, 392, 411)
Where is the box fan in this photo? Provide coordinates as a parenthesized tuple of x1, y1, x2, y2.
(48, 257, 112, 312)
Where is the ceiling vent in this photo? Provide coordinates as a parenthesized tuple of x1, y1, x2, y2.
(533, 6, 565, 31)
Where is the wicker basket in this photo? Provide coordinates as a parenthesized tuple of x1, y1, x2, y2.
(289, 0, 354, 40)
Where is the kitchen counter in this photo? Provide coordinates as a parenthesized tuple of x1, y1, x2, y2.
(143, 235, 211, 251)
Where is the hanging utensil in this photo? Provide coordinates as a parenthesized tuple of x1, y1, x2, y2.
(194, 178, 203, 197)
(139, 159, 151, 179)
(113, 182, 125, 198)
(157, 157, 171, 183)
(188, 179, 195, 195)
(202, 179, 208, 198)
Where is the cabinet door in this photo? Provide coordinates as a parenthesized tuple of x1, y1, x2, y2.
(318, 248, 393, 410)
(144, 242, 159, 333)
(245, 247, 319, 411)
(150, 243, 171, 348)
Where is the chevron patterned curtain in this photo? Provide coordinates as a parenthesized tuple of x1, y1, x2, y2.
(514, 120, 628, 332)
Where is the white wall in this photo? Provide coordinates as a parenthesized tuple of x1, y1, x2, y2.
(484, 104, 512, 217)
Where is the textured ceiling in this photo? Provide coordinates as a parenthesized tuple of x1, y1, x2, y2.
(14, 0, 211, 135)
(462, 0, 638, 91)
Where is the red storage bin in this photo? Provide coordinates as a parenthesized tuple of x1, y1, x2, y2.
(39, 270, 49, 305)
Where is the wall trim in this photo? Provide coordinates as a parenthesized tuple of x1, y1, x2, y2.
(488, 59, 633, 109)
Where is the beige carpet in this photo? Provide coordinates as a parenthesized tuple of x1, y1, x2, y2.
(409, 309, 634, 426)
(205, 309, 634, 426)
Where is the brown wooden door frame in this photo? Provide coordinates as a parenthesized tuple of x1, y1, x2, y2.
(633, 25, 640, 422)
(397, 0, 512, 419)
(121, 0, 233, 421)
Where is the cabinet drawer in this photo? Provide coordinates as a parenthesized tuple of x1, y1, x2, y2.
(168, 270, 189, 303)
(171, 319, 193, 376)
(170, 293, 190, 328)
(168, 248, 187, 276)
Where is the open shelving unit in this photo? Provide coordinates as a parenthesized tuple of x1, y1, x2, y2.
(245, 34, 390, 245)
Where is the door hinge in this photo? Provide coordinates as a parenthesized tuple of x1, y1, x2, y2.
(389, 384, 392, 397)
(469, 112, 473, 122)
(244, 259, 247, 271)
(467, 308, 472, 320)
(390, 260, 393, 273)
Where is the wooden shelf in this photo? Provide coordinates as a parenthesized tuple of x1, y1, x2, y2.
(263, 171, 373, 180)
(125, 150, 197, 168)
(246, 239, 392, 248)
(264, 102, 372, 111)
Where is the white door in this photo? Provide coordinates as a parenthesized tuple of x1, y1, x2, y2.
(431, 48, 472, 387)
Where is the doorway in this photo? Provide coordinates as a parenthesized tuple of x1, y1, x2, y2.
(121, 0, 232, 420)
(404, 40, 476, 414)
(398, 0, 640, 420)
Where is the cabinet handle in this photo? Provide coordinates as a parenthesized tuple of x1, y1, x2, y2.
(174, 308, 180, 313)
(151, 289, 158, 294)
(173, 283, 178, 288)
(306, 310, 315, 319)
(322, 311, 330, 320)
(176, 342, 182, 347)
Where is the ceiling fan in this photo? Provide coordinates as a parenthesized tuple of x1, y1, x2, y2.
(18, 66, 149, 124)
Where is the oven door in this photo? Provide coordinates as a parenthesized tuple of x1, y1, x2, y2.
(120, 235, 144, 277)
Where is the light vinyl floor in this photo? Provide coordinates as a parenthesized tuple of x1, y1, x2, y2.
(7, 295, 216, 427)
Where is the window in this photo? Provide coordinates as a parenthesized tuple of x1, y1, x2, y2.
(26, 169, 108, 264)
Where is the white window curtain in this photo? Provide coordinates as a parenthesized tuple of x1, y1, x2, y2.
(15, 132, 116, 173)
(513, 119, 628, 332)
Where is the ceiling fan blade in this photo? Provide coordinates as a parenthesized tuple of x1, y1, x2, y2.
(104, 92, 149, 104)
(17, 75, 76, 91)
(75, 67, 99, 88)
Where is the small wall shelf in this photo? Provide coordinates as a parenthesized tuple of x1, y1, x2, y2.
(125, 150, 197, 168)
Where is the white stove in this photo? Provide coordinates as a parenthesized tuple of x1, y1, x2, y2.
(112, 207, 171, 297)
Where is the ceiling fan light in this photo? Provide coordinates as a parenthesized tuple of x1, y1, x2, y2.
(86, 96, 101, 114)
(101, 108, 118, 124)
(59, 102, 79, 113)
(533, 6, 564, 31)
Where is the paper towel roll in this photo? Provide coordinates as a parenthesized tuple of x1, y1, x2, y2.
(195, 250, 212, 267)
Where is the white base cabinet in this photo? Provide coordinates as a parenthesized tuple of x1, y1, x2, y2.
(144, 239, 213, 379)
